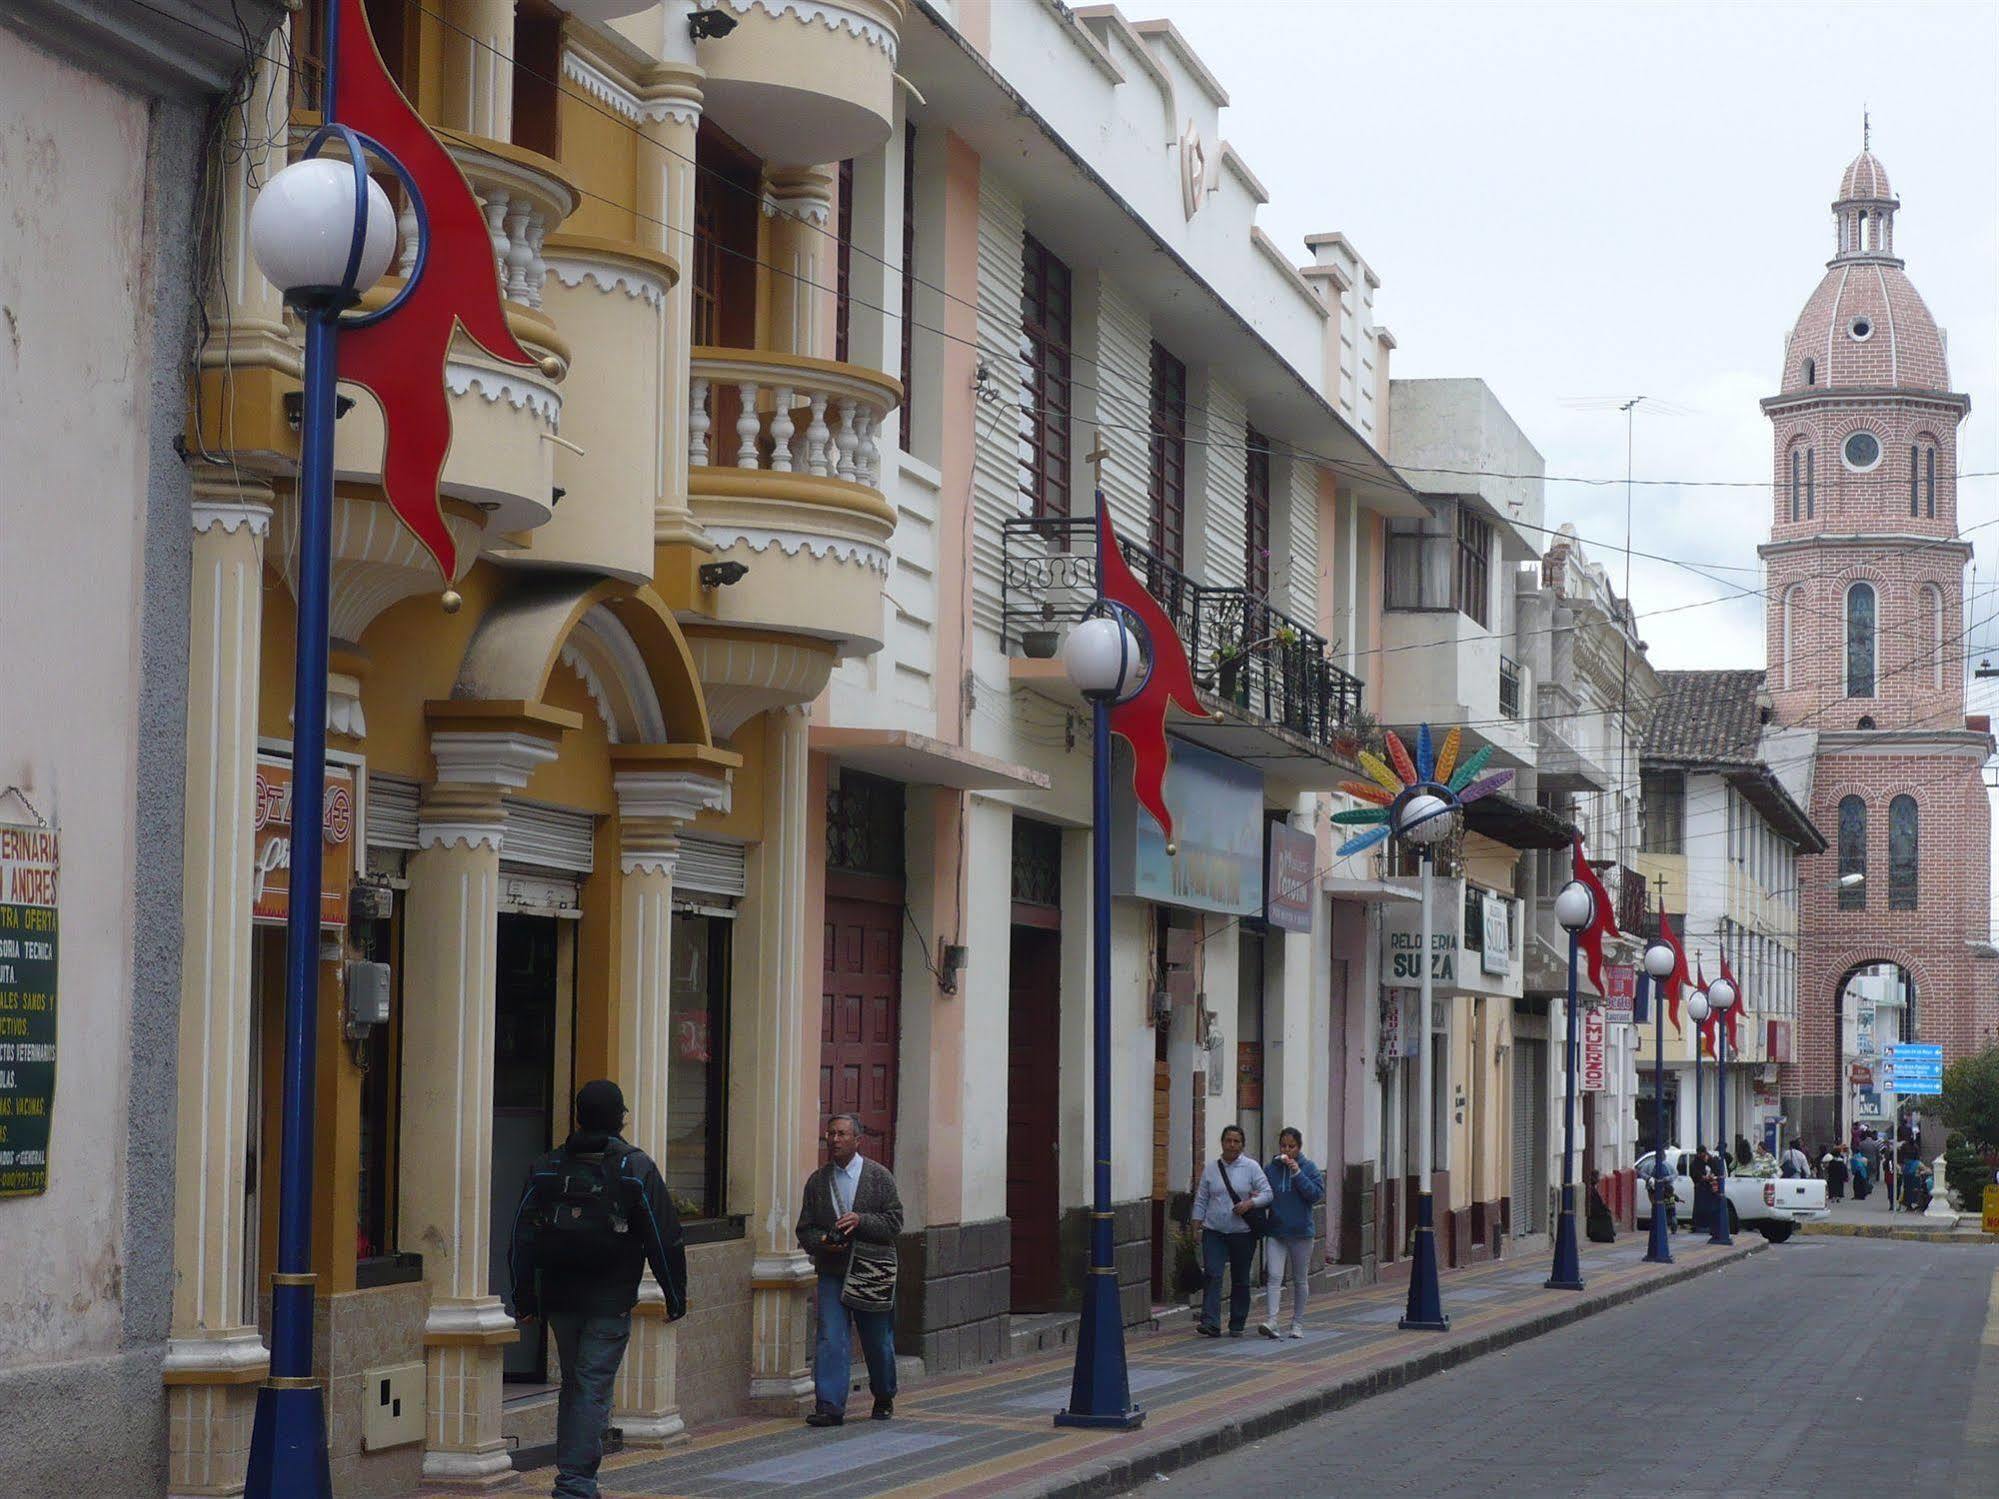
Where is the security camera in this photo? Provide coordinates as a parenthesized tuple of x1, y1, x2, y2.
(699, 560, 750, 588)
(689, 8, 739, 41)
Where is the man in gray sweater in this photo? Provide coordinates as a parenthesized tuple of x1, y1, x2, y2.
(796, 1113, 904, 1426)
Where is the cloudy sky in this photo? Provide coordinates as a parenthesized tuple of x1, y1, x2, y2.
(1156, 0, 1999, 673)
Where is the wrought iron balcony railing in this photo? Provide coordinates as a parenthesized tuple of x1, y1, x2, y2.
(1001, 514, 1364, 748)
(1618, 864, 1649, 936)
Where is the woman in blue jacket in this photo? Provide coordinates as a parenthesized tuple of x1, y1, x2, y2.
(1260, 1127, 1324, 1339)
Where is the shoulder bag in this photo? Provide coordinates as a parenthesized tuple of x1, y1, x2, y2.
(1217, 1159, 1271, 1238)
(837, 1166, 898, 1312)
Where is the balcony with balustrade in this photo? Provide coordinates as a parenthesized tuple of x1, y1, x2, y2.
(680, 348, 904, 657)
(999, 514, 1366, 789)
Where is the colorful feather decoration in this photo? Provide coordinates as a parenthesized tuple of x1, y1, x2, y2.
(1458, 770, 1514, 804)
(1415, 723, 1435, 781)
(1331, 807, 1391, 825)
(1338, 781, 1396, 807)
(1336, 826, 1392, 857)
(1433, 726, 1462, 785)
(1384, 731, 1418, 787)
(1357, 750, 1405, 795)
(1447, 743, 1493, 793)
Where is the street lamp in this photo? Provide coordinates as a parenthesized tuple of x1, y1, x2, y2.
(1546, 881, 1595, 1290)
(243, 127, 402, 1497)
(1394, 787, 1456, 1331)
(1642, 940, 1678, 1263)
(1706, 974, 1740, 1247)
(1054, 606, 1145, 1430)
(1686, 988, 1711, 1232)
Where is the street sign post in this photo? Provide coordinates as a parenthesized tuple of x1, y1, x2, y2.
(1883, 1041, 1943, 1095)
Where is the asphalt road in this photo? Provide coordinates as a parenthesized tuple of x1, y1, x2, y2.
(1142, 1237, 1999, 1498)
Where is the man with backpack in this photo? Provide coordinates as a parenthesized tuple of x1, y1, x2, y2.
(509, 1080, 687, 1499)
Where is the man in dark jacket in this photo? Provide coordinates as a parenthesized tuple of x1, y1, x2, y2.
(509, 1080, 686, 1499)
(796, 1113, 904, 1426)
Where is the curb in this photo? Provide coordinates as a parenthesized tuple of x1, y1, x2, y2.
(1801, 1221, 1997, 1245)
(1033, 1242, 1766, 1499)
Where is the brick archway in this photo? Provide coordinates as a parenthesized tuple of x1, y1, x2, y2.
(1814, 946, 1928, 1130)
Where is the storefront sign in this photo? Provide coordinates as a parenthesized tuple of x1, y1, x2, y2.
(1480, 893, 1510, 975)
(1382, 901, 1457, 986)
(1115, 739, 1263, 917)
(253, 755, 356, 929)
(1854, 1001, 1876, 1056)
(1983, 1184, 1999, 1237)
(1849, 1061, 1874, 1087)
(0, 822, 58, 1197)
(1603, 965, 1636, 1025)
(1766, 1018, 1794, 1065)
(1379, 987, 1419, 1059)
(1581, 1006, 1606, 1092)
(1264, 821, 1316, 933)
(1237, 1041, 1263, 1108)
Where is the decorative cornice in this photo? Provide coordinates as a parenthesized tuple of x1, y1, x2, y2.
(163, 1330, 270, 1377)
(613, 769, 734, 824)
(416, 820, 504, 852)
(192, 499, 273, 537)
(423, 1298, 519, 1338)
(703, 523, 890, 574)
(620, 850, 683, 877)
(724, 0, 899, 60)
(446, 362, 562, 426)
(559, 642, 622, 744)
(545, 256, 669, 307)
(431, 729, 561, 789)
(561, 48, 704, 125)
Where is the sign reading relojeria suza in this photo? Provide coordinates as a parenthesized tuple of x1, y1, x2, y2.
(0, 821, 58, 1197)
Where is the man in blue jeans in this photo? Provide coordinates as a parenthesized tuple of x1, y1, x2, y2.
(509, 1080, 687, 1499)
(796, 1113, 904, 1426)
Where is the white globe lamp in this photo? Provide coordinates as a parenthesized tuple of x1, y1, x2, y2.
(1062, 614, 1141, 701)
(1395, 792, 1455, 846)
(1553, 880, 1595, 933)
(1707, 976, 1738, 1013)
(250, 157, 398, 308)
(1643, 942, 1676, 981)
(1687, 991, 1711, 1025)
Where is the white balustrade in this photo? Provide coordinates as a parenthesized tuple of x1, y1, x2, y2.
(391, 141, 569, 310)
(686, 354, 897, 490)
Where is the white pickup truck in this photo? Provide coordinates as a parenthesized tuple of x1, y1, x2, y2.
(1634, 1148, 1829, 1242)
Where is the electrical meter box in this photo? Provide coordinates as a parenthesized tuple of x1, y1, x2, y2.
(346, 959, 392, 1030)
(361, 1361, 425, 1450)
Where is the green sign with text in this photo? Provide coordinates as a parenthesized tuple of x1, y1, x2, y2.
(0, 821, 58, 1197)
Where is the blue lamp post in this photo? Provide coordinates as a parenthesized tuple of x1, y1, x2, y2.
(1686, 988, 1711, 1232)
(1642, 940, 1678, 1263)
(1547, 880, 1596, 1291)
(1392, 790, 1457, 1331)
(241, 123, 401, 1498)
(1706, 975, 1739, 1247)
(1054, 609, 1145, 1430)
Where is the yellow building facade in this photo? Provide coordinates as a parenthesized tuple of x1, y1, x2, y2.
(171, 3, 904, 1490)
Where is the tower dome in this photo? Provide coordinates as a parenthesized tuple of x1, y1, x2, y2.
(1776, 146, 1949, 395)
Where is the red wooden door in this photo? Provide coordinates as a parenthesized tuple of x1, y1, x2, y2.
(821, 898, 902, 1167)
(1006, 925, 1063, 1309)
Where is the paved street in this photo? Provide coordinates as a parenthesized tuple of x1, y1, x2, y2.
(1145, 1237, 1999, 1498)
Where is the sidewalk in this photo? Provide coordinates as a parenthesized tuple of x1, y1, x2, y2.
(1804, 1183, 1997, 1243)
(432, 1234, 1760, 1499)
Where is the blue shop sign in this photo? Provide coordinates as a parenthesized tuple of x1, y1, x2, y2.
(1113, 738, 1264, 916)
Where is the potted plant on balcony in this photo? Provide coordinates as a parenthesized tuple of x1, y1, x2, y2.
(1020, 604, 1062, 659)
(1332, 706, 1383, 763)
(1211, 626, 1298, 707)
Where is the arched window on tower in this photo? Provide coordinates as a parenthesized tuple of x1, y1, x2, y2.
(1804, 357, 1816, 387)
(1889, 795, 1918, 910)
(1780, 584, 1802, 689)
(1846, 582, 1876, 697)
(1911, 436, 1939, 519)
(1838, 796, 1867, 910)
(1922, 583, 1944, 688)
(1807, 447, 1815, 518)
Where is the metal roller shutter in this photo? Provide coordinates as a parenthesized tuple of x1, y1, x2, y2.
(674, 834, 746, 902)
(1511, 1039, 1547, 1235)
(365, 774, 420, 852)
(503, 800, 595, 875)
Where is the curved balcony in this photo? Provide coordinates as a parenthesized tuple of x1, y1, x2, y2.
(332, 134, 578, 538)
(697, 0, 902, 165)
(685, 347, 901, 656)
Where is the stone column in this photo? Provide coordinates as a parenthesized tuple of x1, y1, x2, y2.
(163, 472, 273, 1499)
(744, 705, 818, 1408)
(607, 760, 732, 1444)
(763, 166, 838, 362)
(400, 725, 558, 1483)
(638, 63, 709, 550)
(442, 0, 515, 141)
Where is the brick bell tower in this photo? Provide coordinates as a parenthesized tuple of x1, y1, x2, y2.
(1761, 135, 1999, 1143)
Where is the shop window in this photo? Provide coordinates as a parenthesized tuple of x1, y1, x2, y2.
(667, 914, 731, 1219)
(1019, 234, 1074, 519)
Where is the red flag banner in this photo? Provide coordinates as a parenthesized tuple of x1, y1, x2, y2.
(1570, 835, 1619, 996)
(331, 0, 539, 580)
(1657, 909, 1690, 1034)
(1098, 497, 1205, 843)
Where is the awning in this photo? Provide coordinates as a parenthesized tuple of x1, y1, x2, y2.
(1463, 792, 1575, 850)
(809, 726, 1050, 792)
(1322, 876, 1420, 904)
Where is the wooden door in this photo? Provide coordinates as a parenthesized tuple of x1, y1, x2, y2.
(1006, 925, 1062, 1310)
(820, 898, 902, 1167)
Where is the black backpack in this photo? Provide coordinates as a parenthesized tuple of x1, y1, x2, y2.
(532, 1143, 637, 1273)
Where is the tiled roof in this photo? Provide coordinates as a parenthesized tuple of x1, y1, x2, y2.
(1639, 669, 1767, 765)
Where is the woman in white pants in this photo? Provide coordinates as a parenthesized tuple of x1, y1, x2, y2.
(1260, 1127, 1325, 1338)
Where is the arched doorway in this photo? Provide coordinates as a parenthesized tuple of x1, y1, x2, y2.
(1833, 961, 1917, 1146)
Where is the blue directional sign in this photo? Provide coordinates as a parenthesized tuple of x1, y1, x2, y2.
(1884, 1042, 1944, 1094)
